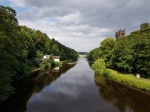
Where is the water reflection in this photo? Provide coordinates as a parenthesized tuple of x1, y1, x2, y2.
(0, 64, 75, 112)
(2, 58, 149, 112)
(95, 74, 150, 112)
(26, 58, 119, 112)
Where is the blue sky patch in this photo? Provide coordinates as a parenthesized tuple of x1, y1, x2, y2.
(1, 0, 11, 6)
(1, 0, 29, 12)
(48, 18, 59, 23)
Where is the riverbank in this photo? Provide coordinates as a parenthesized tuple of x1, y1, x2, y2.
(95, 69, 150, 91)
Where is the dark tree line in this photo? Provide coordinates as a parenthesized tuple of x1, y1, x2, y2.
(0, 5, 78, 102)
(88, 23, 150, 78)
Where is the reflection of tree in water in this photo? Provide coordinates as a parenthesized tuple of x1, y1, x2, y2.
(0, 63, 76, 112)
(94, 74, 150, 112)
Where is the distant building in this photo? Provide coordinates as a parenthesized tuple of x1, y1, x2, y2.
(53, 56, 60, 62)
(79, 55, 87, 58)
(115, 29, 125, 40)
(42, 55, 60, 62)
(42, 55, 50, 62)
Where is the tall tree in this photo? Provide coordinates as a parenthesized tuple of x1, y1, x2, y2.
(99, 37, 115, 67)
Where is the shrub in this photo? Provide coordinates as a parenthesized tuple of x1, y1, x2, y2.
(92, 59, 106, 72)
(44, 63, 50, 69)
(103, 69, 110, 76)
(40, 62, 50, 69)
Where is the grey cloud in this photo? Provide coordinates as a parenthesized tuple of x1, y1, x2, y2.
(17, 0, 150, 29)
(17, 7, 73, 21)
(80, 0, 150, 28)
(23, 0, 64, 8)
(10, 0, 150, 51)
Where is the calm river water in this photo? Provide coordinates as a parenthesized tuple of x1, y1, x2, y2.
(1, 57, 150, 112)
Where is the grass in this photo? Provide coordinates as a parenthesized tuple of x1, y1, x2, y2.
(103, 69, 150, 91)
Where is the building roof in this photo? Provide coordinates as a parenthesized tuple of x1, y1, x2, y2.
(43, 55, 50, 59)
(53, 56, 60, 59)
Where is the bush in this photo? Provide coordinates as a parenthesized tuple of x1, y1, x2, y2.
(44, 63, 50, 69)
(40, 62, 50, 69)
(92, 59, 106, 72)
(103, 69, 110, 76)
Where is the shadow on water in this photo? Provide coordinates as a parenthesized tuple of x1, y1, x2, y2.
(0, 63, 76, 112)
(94, 74, 150, 112)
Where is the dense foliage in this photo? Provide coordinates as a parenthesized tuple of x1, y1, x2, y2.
(92, 59, 106, 72)
(0, 5, 78, 102)
(20, 26, 78, 62)
(88, 24, 150, 78)
(87, 47, 100, 61)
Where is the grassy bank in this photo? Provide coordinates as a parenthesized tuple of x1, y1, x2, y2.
(98, 69, 150, 91)
(92, 59, 150, 91)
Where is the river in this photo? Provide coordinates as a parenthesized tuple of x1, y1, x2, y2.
(1, 57, 150, 112)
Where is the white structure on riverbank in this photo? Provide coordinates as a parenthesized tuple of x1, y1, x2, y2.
(42, 55, 50, 62)
(53, 56, 60, 62)
(79, 55, 87, 58)
(42, 55, 60, 62)
(136, 74, 140, 78)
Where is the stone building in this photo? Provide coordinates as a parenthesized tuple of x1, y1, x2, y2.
(115, 29, 125, 40)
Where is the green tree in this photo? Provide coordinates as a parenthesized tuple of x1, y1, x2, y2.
(87, 47, 100, 61)
(111, 37, 134, 73)
(0, 5, 78, 102)
(92, 59, 106, 74)
(140, 22, 149, 30)
(0, 6, 23, 101)
(99, 37, 115, 67)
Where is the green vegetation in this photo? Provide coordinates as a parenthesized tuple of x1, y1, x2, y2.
(0, 5, 78, 102)
(92, 60, 150, 90)
(140, 22, 149, 30)
(92, 59, 106, 74)
(87, 47, 100, 61)
(95, 68, 150, 91)
(87, 37, 115, 67)
(89, 23, 150, 91)
(88, 24, 150, 78)
(108, 69, 150, 90)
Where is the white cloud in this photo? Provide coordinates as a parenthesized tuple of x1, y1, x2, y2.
(59, 12, 82, 25)
(4, 0, 150, 51)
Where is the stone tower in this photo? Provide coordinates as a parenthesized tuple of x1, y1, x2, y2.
(115, 29, 125, 40)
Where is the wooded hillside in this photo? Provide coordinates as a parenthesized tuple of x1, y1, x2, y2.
(0, 5, 78, 102)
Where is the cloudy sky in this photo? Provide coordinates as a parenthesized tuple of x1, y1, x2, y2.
(1, 0, 150, 52)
